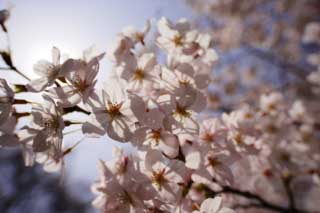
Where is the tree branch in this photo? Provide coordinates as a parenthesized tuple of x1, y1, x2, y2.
(205, 178, 319, 213)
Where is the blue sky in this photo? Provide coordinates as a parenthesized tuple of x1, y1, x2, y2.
(1, 0, 194, 193)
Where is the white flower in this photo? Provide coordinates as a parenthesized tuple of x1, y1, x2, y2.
(260, 92, 284, 115)
(181, 33, 218, 68)
(132, 127, 179, 158)
(164, 87, 206, 135)
(108, 34, 135, 65)
(48, 47, 104, 107)
(91, 160, 147, 213)
(199, 118, 227, 147)
(82, 82, 137, 142)
(161, 63, 210, 91)
(18, 95, 64, 167)
(122, 20, 151, 45)
(157, 17, 197, 54)
(142, 150, 188, 203)
(27, 47, 63, 92)
(118, 53, 160, 92)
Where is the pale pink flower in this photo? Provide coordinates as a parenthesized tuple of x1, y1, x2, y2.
(118, 53, 160, 92)
(48, 48, 104, 107)
(161, 63, 209, 91)
(91, 160, 148, 213)
(259, 92, 284, 115)
(122, 20, 151, 45)
(199, 118, 227, 147)
(82, 82, 137, 142)
(132, 127, 179, 158)
(27, 47, 63, 92)
(18, 95, 64, 166)
(181, 33, 218, 68)
(164, 88, 206, 135)
(143, 150, 188, 203)
(157, 17, 197, 54)
(108, 34, 135, 65)
(289, 100, 312, 123)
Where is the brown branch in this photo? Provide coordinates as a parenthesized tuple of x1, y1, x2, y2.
(204, 178, 318, 213)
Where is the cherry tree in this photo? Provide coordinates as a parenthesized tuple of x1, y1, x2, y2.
(0, 2, 319, 213)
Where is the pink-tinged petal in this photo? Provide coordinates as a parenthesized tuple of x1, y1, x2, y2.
(198, 33, 211, 48)
(176, 63, 195, 77)
(48, 86, 81, 107)
(191, 91, 207, 113)
(195, 74, 210, 89)
(42, 94, 61, 116)
(185, 30, 198, 43)
(52, 46, 61, 65)
(82, 116, 106, 137)
(159, 132, 179, 158)
(129, 94, 146, 122)
(107, 118, 132, 142)
(166, 159, 187, 183)
(145, 149, 163, 171)
(204, 49, 218, 64)
(175, 18, 191, 32)
(157, 17, 177, 39)
(185, 151, 201, 169)
(60, 58, 76, 76)
(157, 94, 176, 114)
(33, 60, 54, 77)
(139, 53, 156, 71)
(161, 66, 178, 89)
(179, 116, 199, 135)
(131, 127, 148, 146)
(27, 77, 50, 92)
(142, 108, 165, 130)
(200, 197, 222, 213)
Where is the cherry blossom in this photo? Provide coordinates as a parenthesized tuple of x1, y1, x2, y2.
(27, 47, 64, 92)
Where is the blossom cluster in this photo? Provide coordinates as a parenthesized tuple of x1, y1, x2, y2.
(0, 12, 319, 213)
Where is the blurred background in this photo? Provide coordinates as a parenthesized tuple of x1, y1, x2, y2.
(0, 0, 193, 212)
(0, 0, 319, 212)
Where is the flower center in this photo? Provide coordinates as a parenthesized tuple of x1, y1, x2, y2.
(107, 102, 123, 118)
(202, 132, 215, 142)
(173, 35, 183, 46)
(207, 157, 221, 167)
(133, 68, 145, 81)
(117, 190, 133, 205)
(152, 168, 166, 190)
(175, 104, 190, 117)
(73, 73, 89, 92)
